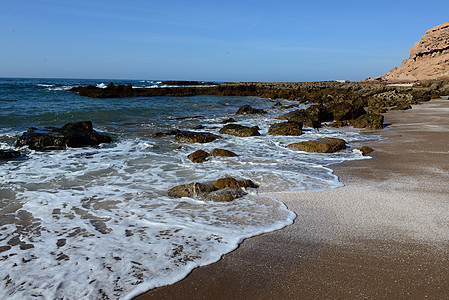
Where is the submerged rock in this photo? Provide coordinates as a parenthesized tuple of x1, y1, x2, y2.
(175, 131, 220, 143)
(287, 137, 346, 153)
(0, 149, 21, 160)
(235, 105, 267, 115)
(168, 182, 215, 198)
(168, 177, 258, 202)
(219, 124, 260, 137)
(210, 148, 238, 157)
(15, 121, 112, 151)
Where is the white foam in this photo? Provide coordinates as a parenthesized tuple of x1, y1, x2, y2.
(0, 96, 382, 299)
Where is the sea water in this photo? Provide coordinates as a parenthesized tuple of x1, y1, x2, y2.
(0, 78, 380, 299)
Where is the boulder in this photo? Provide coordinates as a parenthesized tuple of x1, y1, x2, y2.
(15, 121, 112, 151)
(210, 148, 238, 157)
(175, 131, 220, 143)
(167, 182, 215, 198)
(219, 124, 260, 137)
(187, 150, 210, 163)
(287, 137, 346, 153)
(356, 146, 374, 156)
(268, 121, 303, 136)
(352, 114, 384, 129)
(235, 105, 267, 115)
(213, 177, 258, 190)
(0, 149, 21, 160)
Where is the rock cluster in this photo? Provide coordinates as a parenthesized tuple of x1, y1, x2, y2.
(15, 121, 112, 151)
(187, 148, 237, 163)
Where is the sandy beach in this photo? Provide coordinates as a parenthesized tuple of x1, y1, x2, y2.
(136, 98, 449, 299)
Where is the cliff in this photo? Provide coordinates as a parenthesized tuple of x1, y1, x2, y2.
(379, 21, 449, 82)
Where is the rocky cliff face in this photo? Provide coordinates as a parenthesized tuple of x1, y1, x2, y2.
(380, 21, 449, 82)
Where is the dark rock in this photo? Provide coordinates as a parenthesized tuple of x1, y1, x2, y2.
(15, 121, 112, 151)
(0, 245, 11, 252)
(175, 131, 220, 143)
(287, 137, 346, 153)
(187, 150, 210, 163)
(219, 124, 260, 137)
(352, 114, 384, 129)
(278, 105, 330, 128)
(152, 129, 181, 137)
(161, 81, 214, 86)
(220, 118, 236, 124)
(0, 149, 21, 160)
(235, 105, 267, 115)
(210, 148, 237, 157)
(268, 121, 303, 136)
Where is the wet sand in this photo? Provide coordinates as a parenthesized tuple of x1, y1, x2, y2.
(136, 99, 449, 299)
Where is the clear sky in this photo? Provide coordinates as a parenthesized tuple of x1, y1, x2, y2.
(1, 0, 448, 82)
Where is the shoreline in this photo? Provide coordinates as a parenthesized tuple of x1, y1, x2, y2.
(135, 98, 449, 299)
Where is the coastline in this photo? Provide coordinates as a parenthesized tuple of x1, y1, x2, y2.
(135, 98, 449, 299)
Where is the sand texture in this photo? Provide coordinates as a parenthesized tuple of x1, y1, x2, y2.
(136, 99, 449, 299)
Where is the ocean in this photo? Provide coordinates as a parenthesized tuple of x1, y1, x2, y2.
(0, 78, 380, 299)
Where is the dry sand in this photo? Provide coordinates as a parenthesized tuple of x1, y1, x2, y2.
(136, 99, 449, 299)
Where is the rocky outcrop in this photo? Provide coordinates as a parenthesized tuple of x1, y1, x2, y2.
(168, 177, 257, 202)
(278, 105, 332, 128)
(175, 131, 219, 143)
(287, 137, 346, 153)
(268, 121, 303, 136)
(0, 149, 21, 160)
(379, 21, 449, 82)
(15, 121, 112, 151)
(324, 102, 366, 121)
(219, 124, 260, 137)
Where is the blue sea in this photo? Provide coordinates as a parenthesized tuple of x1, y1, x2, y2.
(0, 78, 380, 299)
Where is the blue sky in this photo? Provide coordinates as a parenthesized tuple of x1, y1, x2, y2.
(1, 0, 448, 81)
